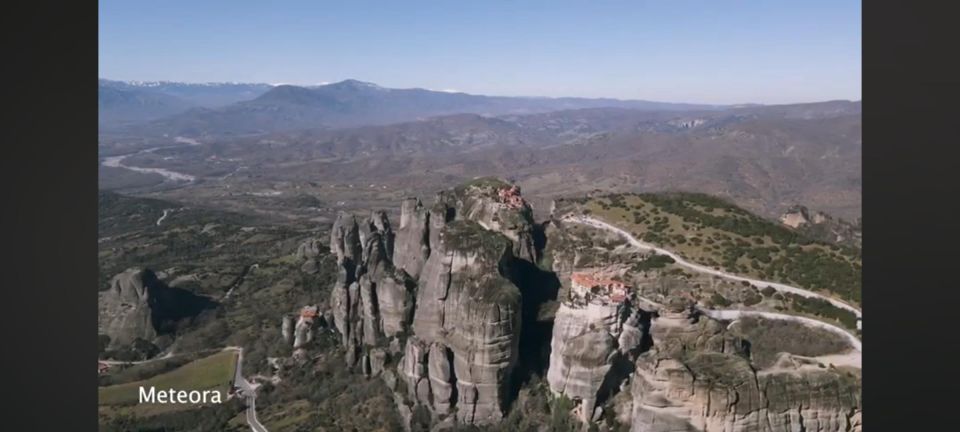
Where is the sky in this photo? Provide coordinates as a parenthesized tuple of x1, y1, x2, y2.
(99, 0, 861, 105)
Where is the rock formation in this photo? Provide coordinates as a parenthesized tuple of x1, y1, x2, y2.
(403, 220, 523, 425)
(323, 179, 532, 427)
(780, 205, 862, 248)
(624, 308, 862, 432)
(98, 268, 216, 351)
(547, 297, 645, 422)
(294, 305, 320, 350)
(437, 178, 538, 263)
(312, 180, 861, 431)
(329, 210, 416, 367)
(330, 212, 364, 274)
(393, 197, 431, 279)
(295, 238, 324, 274)
(281, 314, 295, 346)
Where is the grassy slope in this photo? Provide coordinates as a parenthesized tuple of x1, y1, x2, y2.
(729, 316, 851, 368)
(560, 193, 861, 304)
(99, 350, 238, 406)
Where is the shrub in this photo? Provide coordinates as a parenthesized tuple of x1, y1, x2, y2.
(710, 293, 732, 307)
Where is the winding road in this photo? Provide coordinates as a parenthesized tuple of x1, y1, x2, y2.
(156, 209, 173, 226)
(100, 347, 267, 430)
(698, 309, 861, 352)
(561, 214, 862, 354)
(228, 347, 268, 432)
(563, 215, 862, 319)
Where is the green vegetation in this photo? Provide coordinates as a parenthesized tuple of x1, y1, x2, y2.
(730, 316, 852, 368)
(99, 350, 218, 387)
(455, 378, 581, 432)
(100, 400, 246, 432)
(741, 287, 763, 306)
(561, 193, 861, 304)
(709, 293, 732, 307)
(784, 293, 859, 330)
(456, 176, 512, 193)
(99, 350, 237, 406)
(98, 191, 333, 379)
(254, 332, 404, 431)
(631, 253, 675, 272)
(444, 220, 512, 256)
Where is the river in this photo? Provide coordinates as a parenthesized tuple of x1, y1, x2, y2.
(100, 146, 196, 182)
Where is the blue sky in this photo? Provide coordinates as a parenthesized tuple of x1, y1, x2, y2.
(99, 0, 861, 105)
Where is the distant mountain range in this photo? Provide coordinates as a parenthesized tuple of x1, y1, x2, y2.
(98, 79, 861, 219)
(116, 100, 859, 219)
(100, 78, 726, 134)
(98, 79, 274, 129)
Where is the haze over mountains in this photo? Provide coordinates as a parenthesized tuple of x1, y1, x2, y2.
(99, 78, 725, 134)
(99, 78, 860, 220)
(98, 79, 274, 128)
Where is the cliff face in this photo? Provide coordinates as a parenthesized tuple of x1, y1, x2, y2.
(547, 299, 646, 422)
(321, 180, 531, 427)
(313, 181, 861, 430)
(625, 310, 862, 432)
(439, 178, 539, 263)
(99, 268, 216, 350)
(543, 215, 860, 431)
(99, 269, 159, 348)
(403, 220, 522, 425)
(329, 211, 416, 367)
(393, 197, 431, 280)
(295, 238, 324, 274)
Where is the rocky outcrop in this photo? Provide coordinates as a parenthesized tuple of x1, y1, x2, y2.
(330, 212, 363, 273)
(629, 353, 862, 432)
(360, 210, 395, 262)
(437, 178, 538, 263)
(624, 309, 862, 432)
(547, 301, 645, 423)
(328, 207, 418, 369)
(99, 269, 160, 348)
(324, 180, 532, 428)
(99, 268, 216, 351)
(296, 238, 324, 274)
(404, 220, 523, 425)
(294, 307, 318, 350)
(393, 198, 431, 279)
(780, 205, 862, 248)
(281, 314, 295, 346)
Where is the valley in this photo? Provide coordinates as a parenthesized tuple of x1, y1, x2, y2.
(98, 176, 861, 431)
(97, 80, 862, 432)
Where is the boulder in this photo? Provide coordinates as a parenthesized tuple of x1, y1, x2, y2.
(99, 268, 215, 350)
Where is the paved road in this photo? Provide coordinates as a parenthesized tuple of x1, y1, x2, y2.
(228, 347, 268, 432)
(563, 215, 862, 320)
(99, 347, 268, 431)
(698, 308, 861, 352)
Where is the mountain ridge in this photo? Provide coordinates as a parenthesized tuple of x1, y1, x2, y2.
(108, 79, 732, 136)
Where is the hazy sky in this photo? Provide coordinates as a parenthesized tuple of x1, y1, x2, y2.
(99, 0, 861, 105)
